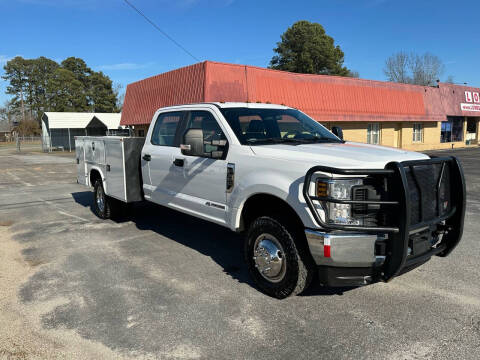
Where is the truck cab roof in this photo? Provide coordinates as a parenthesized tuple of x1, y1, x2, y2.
(156, 102, 294, 112)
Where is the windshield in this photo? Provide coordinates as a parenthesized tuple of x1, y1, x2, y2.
(219, 108, 342, 145)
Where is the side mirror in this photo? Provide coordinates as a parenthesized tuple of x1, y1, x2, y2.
(181, 128, 204, 156)
(332, 126, 344, 140)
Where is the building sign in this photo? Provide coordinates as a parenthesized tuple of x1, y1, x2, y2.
(474, 92, 480, 103)
(465, 91, 473, 102)
(461, 103, 480, 112)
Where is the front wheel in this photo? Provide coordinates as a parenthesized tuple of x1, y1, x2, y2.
(245, 216, 314, 299)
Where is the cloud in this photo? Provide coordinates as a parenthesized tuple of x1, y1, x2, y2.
(96, 62, 154, 71)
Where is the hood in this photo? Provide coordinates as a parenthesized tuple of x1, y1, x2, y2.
(249, 141, 429, 169)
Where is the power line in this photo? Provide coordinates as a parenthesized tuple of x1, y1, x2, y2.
(122, 0, 200, 62)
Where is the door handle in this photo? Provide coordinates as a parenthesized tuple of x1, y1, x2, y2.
(173, 158, 184, 167)
(142, 154, 151, 161)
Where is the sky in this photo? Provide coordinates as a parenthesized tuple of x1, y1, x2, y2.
(1, 0, 480, 105)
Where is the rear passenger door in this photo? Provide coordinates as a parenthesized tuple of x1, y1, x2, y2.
(141, 111, 185, 205)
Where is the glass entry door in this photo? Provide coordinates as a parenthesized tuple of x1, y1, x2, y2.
(466, 118, 478, 144)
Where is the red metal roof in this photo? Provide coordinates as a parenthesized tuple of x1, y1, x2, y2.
(438, 83, 480, 116)
(120, 61, 480, 126)
(121, 62, 205, 126)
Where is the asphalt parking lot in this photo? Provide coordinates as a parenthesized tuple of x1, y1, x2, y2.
(1, 145, 480, 359)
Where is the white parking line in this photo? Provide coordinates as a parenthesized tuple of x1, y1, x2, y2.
(6, 171, 33, 187)
(39, 197, 90, 222)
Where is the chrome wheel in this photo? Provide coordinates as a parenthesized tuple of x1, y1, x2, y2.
(96, 185, 105, 213)
(253, 234, 286, 283)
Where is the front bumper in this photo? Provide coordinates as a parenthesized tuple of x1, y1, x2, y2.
(305, 230, 385, 267)
(305, 230, 385, 287)
(305, 229, 444, 287)
(303, 156, 466, 286)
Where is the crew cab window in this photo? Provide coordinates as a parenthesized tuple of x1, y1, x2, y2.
(185, 111, 228, 155)
(151, 112, 183, 146)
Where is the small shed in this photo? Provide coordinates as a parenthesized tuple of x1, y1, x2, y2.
(0, 121, 13, 142)
(41, 112, 122, 151)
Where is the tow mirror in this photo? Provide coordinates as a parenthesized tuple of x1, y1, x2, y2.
(181, 128, 204, 156)
(332, 126, 344, 140)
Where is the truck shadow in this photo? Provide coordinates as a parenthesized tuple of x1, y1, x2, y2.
(131, 200, 252, 284)
(72, 191, 357, 297)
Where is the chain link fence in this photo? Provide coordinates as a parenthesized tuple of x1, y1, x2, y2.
(41, 129, 131, 152)
(5, 130, 132, 153)
(0, 136, 45, 152)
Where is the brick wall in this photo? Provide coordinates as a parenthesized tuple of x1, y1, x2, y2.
(325, 119, 479, 151)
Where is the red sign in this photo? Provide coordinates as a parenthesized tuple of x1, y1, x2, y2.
(465, 91, 473, 102)
(473, 92, 480, 103)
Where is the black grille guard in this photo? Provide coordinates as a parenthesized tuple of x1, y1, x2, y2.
(302, 156, 466, 281)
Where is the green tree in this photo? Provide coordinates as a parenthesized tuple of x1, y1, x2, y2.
(61, 57, 91, 85)
(30, 57, 59, 116)
(3, 56, 119, 121)
(2, 56, 30, 120)
(61, 57, 91, 109)
(89, 71, 118, 112)
(61, 57, 118, 112)
(47, 68, 87, 112)
(269, 20, 353, 76)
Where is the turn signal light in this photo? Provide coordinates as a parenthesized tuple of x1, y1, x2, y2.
(317, 181, 328, 197)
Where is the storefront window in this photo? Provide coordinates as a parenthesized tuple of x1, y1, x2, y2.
(412, 123, 423, 142)
(441, 117, 463, 143)
(367, 123, 380, 145)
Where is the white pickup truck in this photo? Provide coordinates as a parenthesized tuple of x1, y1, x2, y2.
(75, 103, 466, 298)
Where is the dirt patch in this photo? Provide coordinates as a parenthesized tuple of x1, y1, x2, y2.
(0, 220, 13, 227)
(0, 227, 138, 359)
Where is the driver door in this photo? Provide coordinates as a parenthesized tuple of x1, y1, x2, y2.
(169, 110, 230, 225)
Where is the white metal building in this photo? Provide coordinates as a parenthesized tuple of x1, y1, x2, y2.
(41, 112, 124, 151)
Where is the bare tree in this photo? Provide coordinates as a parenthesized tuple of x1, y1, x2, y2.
(409, 52, 444, 86)
(384, 51, 410, 83)
(348, 70, 360, 78)
(445, 75, 455, 84)
(384, 51, 445, 86)
(15, 119, 40, 136)
(0, 101, 18, 126)
(113, 83, 125, 112)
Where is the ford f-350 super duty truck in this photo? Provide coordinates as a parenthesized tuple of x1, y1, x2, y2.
(75, 103, 466, 299)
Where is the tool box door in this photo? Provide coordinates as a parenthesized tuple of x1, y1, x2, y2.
(75, 139, 88, 186)
(105, 140, 126, 201)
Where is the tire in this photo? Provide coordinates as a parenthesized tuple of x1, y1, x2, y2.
(93, 180, 114, 219)
(245, 216, 314, 299)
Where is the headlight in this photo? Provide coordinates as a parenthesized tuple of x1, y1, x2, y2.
(316, 179, 363, 225)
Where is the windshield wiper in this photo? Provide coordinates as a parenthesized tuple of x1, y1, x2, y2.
(246, 138, 309, 145)
(246, 136, 343, 145)
(299, 136, 344, 144)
